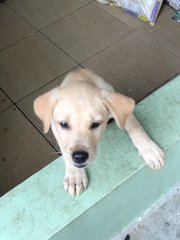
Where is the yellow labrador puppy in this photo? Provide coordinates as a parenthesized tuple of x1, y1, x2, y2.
(34, 69, 164, 196)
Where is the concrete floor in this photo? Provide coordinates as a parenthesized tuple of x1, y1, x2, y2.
(112, 182, 180, 240)
(0, 1, 180, 197)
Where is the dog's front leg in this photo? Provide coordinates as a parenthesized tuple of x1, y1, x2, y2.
(64, 160, 88, 196)
(125, 113, 164, 169)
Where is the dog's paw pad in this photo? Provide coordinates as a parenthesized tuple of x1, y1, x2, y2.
(64, 168, 88, 196)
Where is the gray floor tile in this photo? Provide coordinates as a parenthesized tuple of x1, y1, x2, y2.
(136, 7, 180, 58)
(0, 32, 76, 102)
(8, 0, 90, 29)
(0, 106, 58, 196)
(0, 5, 35, 50)
(0, 90, 12, 112)
(94, 1, 144, 29)
(82, 31, 180, 102)
(42, 4, 132, 63)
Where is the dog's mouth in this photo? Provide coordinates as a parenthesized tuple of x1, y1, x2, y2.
(74, 164, 87, 169)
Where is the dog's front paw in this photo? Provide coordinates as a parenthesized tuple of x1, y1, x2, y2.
(138, 139, 164, 170)
(64, 167, 88, 196)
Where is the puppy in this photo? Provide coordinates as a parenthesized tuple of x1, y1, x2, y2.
(34, 69, 164, 196)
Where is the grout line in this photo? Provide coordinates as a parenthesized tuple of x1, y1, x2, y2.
(136, 72, 180, 103)
(17, 104, 62, 156)
(0, 87, 14, 113)
(40, 30, 134, 67)
(6, 4, 83, 67)
(0, 104, 13, 114)
(0, 87, 16, 105)
(39, 3, 136, 65)
(15, 65, 81, 104)
(5, 1, 134, 66)
(39, 31, 81, 66)
(0, 88, 61, 155)
(94, 3, 180, 62)
(7, 0, 92, 31)
(7, 3, 39, 29)
(0, 4, 38, 52)
(3, 1, 135, 67)
(80, 28, 135, 64)
(93, 1, 136, 29)
(39, 1, 92, 31)
(166, 49, 180, 60)
(0, 31, 38, 53)
(16, 104, 62, 155)
(80, 29, 180, 68)
(1, 2, 179, 155)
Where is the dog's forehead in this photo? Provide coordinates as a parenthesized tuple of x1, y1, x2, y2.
(54, 98, 103, 118)
(53, 87, 106, 121)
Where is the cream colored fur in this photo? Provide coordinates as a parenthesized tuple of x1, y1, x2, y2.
(34, 69, 164, 196)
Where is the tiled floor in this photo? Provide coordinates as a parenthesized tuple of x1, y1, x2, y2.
(0, 1, 180, 196)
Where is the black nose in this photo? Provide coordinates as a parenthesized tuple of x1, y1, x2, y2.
(72, 151, 89, 164)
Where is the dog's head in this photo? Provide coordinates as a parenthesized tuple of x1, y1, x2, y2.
(34, 82, 134, 168)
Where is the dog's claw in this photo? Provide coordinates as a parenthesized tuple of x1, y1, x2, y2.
(64, 167, 88, 196)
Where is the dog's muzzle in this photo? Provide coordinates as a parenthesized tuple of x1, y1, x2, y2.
(72, 151, 89, 168)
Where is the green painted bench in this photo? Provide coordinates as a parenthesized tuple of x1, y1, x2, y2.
(0, 76, 180, 240)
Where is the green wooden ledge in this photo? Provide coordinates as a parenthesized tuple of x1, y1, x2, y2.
(0, 75, 180, 240)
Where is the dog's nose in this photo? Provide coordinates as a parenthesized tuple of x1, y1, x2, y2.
(72, 151, 89, 164)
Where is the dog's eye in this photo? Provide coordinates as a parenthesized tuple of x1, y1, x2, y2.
(59, 121, 69, 129)
(90, 121, 101, 130)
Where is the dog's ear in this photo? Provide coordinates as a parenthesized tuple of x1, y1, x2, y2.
(33, 88, 59, 133)
(102, 91, 135, 128)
